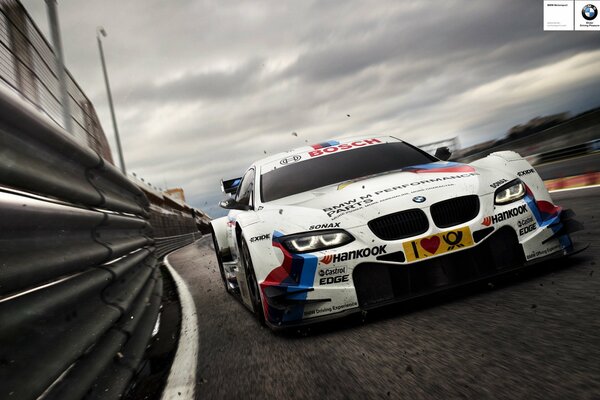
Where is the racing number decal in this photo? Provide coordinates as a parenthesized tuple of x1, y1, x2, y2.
(402, 226, 474, 262)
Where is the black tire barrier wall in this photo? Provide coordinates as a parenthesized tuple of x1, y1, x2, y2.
(0, 88, 198, 399)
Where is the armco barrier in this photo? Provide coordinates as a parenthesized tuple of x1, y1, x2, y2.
(535, 139, 599, 165)
(458, 109, 600, 163)
(155, 232, 203, 259)
(0, 87, 198, 399)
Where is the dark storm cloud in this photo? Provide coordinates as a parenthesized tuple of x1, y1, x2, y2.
(114, 58, 266, 103)
(19, 0, 600, 217)
(287, 0, 599, 85)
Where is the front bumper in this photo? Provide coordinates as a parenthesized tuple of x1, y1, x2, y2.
(261, 197, 583, 328)
(353, 226, 523, 308)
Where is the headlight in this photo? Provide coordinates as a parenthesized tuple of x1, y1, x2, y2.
(281, 230, 354, 253)
(494, 180, 525, 205)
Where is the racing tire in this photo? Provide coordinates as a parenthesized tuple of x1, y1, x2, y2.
(241, 238, 266, 326)
(211, 229, 231, 294)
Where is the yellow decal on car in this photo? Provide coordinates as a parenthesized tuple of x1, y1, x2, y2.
(403, 226, 474, 262)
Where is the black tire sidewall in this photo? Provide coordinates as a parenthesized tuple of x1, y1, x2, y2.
(241, 238, 266, 324)
(211, 230, 230, 293)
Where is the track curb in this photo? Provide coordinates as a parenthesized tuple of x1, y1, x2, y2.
(544, 172, 600, 191)
(160, 246, 199, 400)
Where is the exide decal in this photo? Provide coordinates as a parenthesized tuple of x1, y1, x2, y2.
(308, 138, 382, 157)
(482, 204, 528, 226)
(517, 169, 535, 177)
(250, 233, 271, 242)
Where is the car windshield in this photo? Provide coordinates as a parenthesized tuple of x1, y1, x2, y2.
(261, 141, 437, 202)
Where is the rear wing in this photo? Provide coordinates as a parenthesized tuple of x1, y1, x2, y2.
(221, 177, 241, 194)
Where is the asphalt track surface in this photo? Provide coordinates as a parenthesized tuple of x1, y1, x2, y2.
(535, 152, 600, 180)
(169, 186, 600, 400)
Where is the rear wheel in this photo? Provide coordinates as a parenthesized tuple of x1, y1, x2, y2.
(241, 238, 266, 325)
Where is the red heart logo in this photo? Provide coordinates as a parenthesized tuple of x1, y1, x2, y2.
(420, 236, 440, 254)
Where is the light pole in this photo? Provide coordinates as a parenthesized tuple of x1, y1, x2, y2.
(45, 0, 72, 133)
(96, 26, 126, 175)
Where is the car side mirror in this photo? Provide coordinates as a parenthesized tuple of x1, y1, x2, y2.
(434, 146, 451, 161)
(219, 198, 251, 211)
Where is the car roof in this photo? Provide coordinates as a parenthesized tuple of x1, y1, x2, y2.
(257, 135, 403, 174)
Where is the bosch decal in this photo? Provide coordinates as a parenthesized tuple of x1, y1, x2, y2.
(308, 138, 382, 157)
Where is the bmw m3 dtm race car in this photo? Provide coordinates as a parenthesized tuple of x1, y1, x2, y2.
(211, 135, 581, 329)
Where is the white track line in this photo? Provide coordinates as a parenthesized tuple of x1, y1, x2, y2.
(161, 251, 199, 400)
(549, 183, 600, 193)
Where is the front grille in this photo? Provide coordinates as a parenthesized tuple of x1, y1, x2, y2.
(430, 195, 480, 228)
(368, 209, 428, 240)
(353, 227, 524, 308)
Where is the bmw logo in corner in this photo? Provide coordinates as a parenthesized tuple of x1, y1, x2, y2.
(583, 4, 597, 20)
(412, 196, 426, 203)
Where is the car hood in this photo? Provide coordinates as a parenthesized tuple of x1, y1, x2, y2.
(260, 162, 514, 232)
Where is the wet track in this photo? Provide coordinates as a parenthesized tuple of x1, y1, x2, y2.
(169, 186, 600, 399)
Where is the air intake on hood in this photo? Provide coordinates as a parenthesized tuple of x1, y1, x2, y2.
(430, 195, 480, 228)
(368, 209, 428, 240)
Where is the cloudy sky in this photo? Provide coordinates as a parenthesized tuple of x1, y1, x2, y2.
(21, 0, 600, 217)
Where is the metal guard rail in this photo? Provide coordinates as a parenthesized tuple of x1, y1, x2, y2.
(155, 232, 203, 259)
(533, 139, 599, 165)
(0, 87, 196, 400)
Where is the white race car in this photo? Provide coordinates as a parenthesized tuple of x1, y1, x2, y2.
(211, 136, 581, 329)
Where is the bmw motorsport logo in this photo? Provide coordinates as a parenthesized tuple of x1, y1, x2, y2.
(412, 196, 426, 203)
(583, 4, 597, 21)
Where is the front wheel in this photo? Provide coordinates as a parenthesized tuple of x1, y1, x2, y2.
(241, 238, 265, 325)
